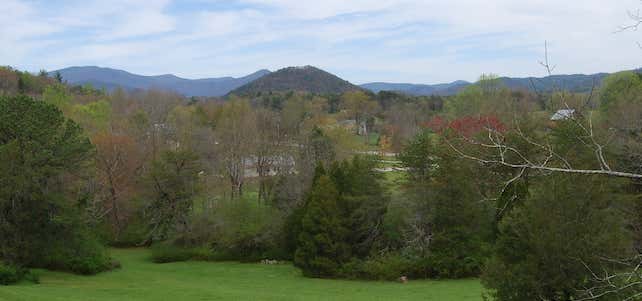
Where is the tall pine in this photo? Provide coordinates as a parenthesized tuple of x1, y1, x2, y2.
(294, 170, 351, 277)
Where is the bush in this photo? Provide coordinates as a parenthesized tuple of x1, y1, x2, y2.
(24, 270, 39, 284)
(152, 243, 197, 263)
(0, 262, 22, 285)
(0, 262, 38, 285)
(338, 254, 415, 280)
(149, 196, 288, 264)
(210, 198, 286, 262)
(360, 255, 414, 280)
(41, 230, 114, 275)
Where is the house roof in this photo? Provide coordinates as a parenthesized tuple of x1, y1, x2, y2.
(551, 109, 575, 121)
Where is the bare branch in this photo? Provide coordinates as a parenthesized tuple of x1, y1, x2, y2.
(446, 134, 642, 179)
(615, 9, 642, 33)
(538, 41, 556, 76)
(577, 255, 642, 301)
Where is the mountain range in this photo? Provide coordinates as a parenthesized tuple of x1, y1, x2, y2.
(361, 80, 471, 96)
(51, 66, 270, 97)
(52, 65, 633, 97)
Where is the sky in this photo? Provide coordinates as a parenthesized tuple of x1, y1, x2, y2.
(2, 0, 641, 84)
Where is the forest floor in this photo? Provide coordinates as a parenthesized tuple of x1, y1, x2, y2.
(0, 248, 483, 301)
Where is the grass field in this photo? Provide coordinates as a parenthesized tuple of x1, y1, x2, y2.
(0, 249, 483, 301)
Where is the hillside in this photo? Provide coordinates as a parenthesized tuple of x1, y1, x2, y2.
(361, 80, 470, 96)
(229, 66, 363, 95)
(359, 71, 638, 96)
(51, 66, 270, 97)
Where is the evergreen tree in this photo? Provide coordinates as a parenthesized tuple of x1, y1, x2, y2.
(54, 71, 63, 83)
(399, 130, 494, 278)
(0, 95, 109, 274)
(331, 156, 388, 257)
(482, 175, 631, 300)
(294, 171, 351, 277)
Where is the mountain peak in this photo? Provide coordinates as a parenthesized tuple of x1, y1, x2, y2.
(229, 65, 361, 95)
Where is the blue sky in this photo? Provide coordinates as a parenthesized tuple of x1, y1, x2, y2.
(2, 0, 641, 84)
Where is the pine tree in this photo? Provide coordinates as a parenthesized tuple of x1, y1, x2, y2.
(294, 173, 351, 277)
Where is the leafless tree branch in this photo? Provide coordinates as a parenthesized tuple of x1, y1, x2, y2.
(577, 255, 642, 301)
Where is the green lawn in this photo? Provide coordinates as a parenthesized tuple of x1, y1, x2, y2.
(0, 249, 483, 301)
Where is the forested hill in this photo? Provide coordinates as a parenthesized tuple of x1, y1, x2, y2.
(229, 66, 363, 96)
(51, 66, 270, 97)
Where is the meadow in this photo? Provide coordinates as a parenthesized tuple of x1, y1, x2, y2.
(0, 248, 483, 301)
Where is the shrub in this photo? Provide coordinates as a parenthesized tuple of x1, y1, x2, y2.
(338, 254, 415, 280)
(150, 196, 287, 264)
(0, 262, 41, 285)
(210, 197, 286, 262)
(359, 254, 414, 280)
(150, 244, 199, 263)
(24, 270, 39, 284)
(41, 229, 114, 275)
(0, 262, 22, 285)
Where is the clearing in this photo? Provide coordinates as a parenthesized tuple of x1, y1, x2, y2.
(0, 248, 482, 301)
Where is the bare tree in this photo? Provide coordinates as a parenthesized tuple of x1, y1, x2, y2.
(93, 132, 142, 239)
(213, 99, 255, 199)
(253, 108, 286, 204)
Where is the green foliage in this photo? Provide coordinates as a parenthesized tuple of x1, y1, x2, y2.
(210, 197, 287, 261)
(150, 243, 207, 263)
(0, 95, 110, 275)
(17, 72, 45, 94)
(332, 156, 388, 257)
(151, 196, 288, 263)
(0, 261, 39, 285)
(445, 74, 515, 119)
(72, 99, 112, 132)
(398, 131, 494, 278)
(600, 71, 642, 112)
(42, 84, 71, 109)
(341, 254, 415, 280)
(43, 236, 114, 275)
(294, 157, 389, 278)
(54, 71, 63, 83)
(423, 154, 493, 278)
(397, 129, 437, 181)
(482, 175, 631, 301)
(146, 149, 202, 242)
(294, 173, 351, 277)
(0, 263, 23, 285)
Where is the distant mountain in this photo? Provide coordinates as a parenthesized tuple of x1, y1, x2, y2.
(361, 80, 470, 96)
(229, 66, 363, 95)
(360, 72, 629, 96)
(53, 66, 640, 98)
(51, 66, 271, 97)
(497, 73, 610, 94)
